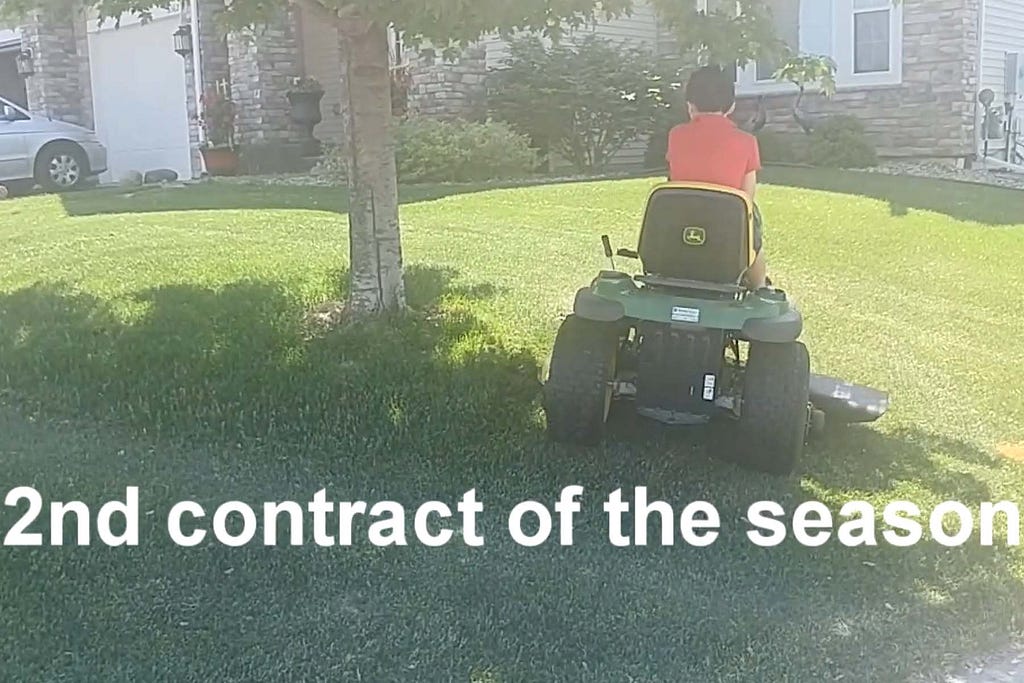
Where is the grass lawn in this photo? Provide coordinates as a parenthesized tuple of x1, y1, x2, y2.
(1, 169, 1023, 681)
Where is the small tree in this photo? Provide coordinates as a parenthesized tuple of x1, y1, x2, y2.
(651, 0, 783, 69)
(773, 53, 838, 98)
(489, 35, 677, 173)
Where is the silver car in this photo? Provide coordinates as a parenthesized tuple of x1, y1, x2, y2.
(0, 95, 107, 193)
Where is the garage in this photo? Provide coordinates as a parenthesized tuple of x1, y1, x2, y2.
(86, 10, 192, 182)
(0, 29, 27, 108)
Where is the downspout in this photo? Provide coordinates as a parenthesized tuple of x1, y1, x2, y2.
(974, 0, 985, 162)
(189, 0, 206, 174)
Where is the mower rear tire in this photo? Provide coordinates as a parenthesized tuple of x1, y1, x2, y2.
(543, 315, 620, 445)
(735, 340, 810, 475)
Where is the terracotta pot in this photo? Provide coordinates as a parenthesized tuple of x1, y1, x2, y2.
(200, 147, 239, 176)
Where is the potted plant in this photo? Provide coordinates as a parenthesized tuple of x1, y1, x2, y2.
(287, 76, 325, 156)
(198, 87, 239, 175)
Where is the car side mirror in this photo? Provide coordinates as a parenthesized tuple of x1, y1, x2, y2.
(616, 248, 639, 259)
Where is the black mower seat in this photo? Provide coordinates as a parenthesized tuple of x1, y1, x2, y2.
(638, 182, 755, 288)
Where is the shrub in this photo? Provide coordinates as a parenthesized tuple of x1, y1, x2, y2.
(394, 117, 535, 183)
(755, 130, 809, 165)
(238, 142, 313, 175)
(316, 118, 537, 185)
(313, 143, 347, 182)
(807, 115, 878, 168)
(489, 35, 680, 173)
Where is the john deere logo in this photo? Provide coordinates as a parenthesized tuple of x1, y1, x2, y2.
(683, 227, 706, 246)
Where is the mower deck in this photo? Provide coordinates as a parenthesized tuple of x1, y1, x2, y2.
(809, 374, 889, 424)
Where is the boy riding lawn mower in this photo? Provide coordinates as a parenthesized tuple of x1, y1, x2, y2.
(542, 182, 889, 475)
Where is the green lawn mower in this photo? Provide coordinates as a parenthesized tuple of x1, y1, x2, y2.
(542, 181, 889, 475)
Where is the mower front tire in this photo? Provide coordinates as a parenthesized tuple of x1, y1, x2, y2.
(735, 340, 810, 475)
(543, 315, 620, 445)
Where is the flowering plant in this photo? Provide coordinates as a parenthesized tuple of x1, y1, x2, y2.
(199, 87, 235, 148)
(288, 76, 323, 93)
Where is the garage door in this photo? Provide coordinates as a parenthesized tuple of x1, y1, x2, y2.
(87, 11, 192, 182)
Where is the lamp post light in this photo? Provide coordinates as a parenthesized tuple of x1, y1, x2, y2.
(173, 24, 192, 58)
(15, 48, 34, 77)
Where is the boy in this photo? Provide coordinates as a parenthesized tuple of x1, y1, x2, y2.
(665, 65, 767, 289)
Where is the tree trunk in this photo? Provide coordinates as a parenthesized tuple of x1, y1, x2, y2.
(339, 18, 406, 314)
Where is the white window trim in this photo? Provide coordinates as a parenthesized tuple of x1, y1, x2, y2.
(840, 0, 903, 86)
(734, 0, 903, 95)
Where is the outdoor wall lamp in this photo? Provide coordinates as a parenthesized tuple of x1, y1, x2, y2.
(15, 48, 34, 77)
(173, 24, 193, 58)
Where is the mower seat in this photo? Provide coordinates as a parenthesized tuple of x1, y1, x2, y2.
(637, 182, 755, 291)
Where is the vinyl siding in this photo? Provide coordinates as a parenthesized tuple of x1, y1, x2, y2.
(980, 0, 1024, 103)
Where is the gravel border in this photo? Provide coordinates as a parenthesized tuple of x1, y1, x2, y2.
(852, 160, 1024, 192)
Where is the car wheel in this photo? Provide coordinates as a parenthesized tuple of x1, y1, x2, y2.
(35, 143, 89, 193)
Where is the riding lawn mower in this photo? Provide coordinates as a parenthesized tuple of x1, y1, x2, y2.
(541, 182, 889, 475)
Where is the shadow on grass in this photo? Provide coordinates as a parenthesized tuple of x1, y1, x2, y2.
(762, 166, 1023, 226)
(56, 171, 661, 218)
(0, 265, 536, 462)
(0, 274, 1021, 681)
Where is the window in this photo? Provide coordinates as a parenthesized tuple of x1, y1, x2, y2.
(852, 0, 891, 73)
(755, 0, 800, 81)
(734, 0, 902, 94)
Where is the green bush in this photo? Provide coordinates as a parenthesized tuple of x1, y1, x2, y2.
(396, 117, 537, 184)
(316, 118, 537, 185)
(489, 35, 682, 173)
(755, 130, 808, 165)
(238, 142, 312, 175)
(807, 115, 878, 168)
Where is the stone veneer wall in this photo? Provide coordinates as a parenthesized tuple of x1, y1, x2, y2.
(735, 0, 980, 159)
(227, 7, 305, 147)
(405, 44, 487, 121)
(20, 10, 92, 128)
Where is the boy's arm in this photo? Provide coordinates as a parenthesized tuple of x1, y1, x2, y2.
(742, 135, 762, 200)
(742, 171, 757, 200)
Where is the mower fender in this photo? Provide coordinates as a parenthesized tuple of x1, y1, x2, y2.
(740, 308, 803, 343)
(573, 288, 625, 322)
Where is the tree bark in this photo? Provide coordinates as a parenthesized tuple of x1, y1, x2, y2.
(339, 18, 406, 314)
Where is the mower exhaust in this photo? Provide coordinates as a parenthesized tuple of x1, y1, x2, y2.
(808, 374, 889, 425)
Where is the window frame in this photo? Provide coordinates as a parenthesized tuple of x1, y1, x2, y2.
(732, 0, 903, 95)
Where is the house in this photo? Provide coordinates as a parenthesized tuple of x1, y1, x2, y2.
(409, 0, 1024, 167)
(6, 0, 1024, 182)
(9, 0, 350, 182)
(0, 28, 28, 107)
(725, 0, 1024, 166)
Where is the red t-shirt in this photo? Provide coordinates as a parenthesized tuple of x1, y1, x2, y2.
(666, 114, 761, 192)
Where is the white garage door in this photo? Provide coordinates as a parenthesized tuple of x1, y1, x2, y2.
(87, 11, 192, 182)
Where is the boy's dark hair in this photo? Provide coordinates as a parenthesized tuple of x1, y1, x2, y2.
(685, 65, 736, 113)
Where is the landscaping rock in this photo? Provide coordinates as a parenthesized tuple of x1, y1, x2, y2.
(143, 169, 179, 184)
(858, 160, 1024, 191)
(119, 171, 144, 188)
